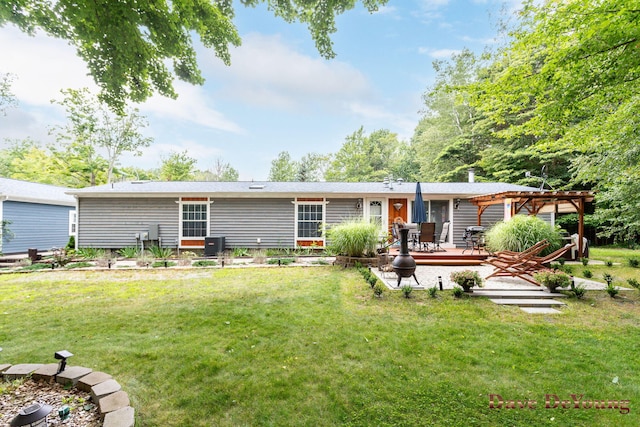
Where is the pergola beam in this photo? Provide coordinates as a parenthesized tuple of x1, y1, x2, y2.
(469, 190, 595, 258)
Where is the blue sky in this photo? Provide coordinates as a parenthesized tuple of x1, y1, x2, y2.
(0, 0, 519, 181)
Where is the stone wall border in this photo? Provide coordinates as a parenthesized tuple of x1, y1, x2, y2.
(1, 362, 134, 427)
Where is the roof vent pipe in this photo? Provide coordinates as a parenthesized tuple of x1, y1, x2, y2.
(468, 168, 475, 183)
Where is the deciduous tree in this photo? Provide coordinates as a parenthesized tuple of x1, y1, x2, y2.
(325, 127, 405, 182)
(1, 0, 388, 110)
(268, 151, 297, 182)
(51, 88, 152, 184)
(159, 151, 196, 181)
(0, 72, 17, 115)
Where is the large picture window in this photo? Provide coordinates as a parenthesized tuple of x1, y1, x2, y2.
(297, 204, 323, 238)
(182, 202, 208, 237)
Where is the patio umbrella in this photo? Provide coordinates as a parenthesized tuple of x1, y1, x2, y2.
(412, 182, 427, 224)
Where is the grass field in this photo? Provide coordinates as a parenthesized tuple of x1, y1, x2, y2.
(1, 266, 639, 426)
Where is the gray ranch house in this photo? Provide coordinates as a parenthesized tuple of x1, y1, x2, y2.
(0, 178, 76, 255)
(67, 180, 540, 253)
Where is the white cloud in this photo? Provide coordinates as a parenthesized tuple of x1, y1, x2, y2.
(141, 82, 245, 134)
(0, 26, 95, 106)
(418, 48, 462, 59)
(202, 33, 372, 112)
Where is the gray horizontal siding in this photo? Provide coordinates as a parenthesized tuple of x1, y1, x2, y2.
(2, 201, 73, 254)
(451, 200, 504, 247)
(326, 198, 362, 225)
(210, 198, 294, 249)
(78, 198, 178, 249)
(210, 197, 363, 249)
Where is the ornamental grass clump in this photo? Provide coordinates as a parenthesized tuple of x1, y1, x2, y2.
(485, 215, 562, 256)
(327, 219, 379, 257)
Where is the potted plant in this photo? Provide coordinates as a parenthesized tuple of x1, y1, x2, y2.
(533, 269, 572, 292)
(450, 270, 483, 292)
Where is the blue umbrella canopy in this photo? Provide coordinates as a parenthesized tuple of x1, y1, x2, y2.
(412, 182, 427, 224)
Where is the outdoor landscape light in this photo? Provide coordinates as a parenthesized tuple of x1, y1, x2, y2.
(10, 403, 52, 427)
(54, 350, 73, 374)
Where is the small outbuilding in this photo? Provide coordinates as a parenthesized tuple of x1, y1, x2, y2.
(0, 178, 76, 255)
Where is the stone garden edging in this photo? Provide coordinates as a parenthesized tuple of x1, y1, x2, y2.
(1, 362, 134, 427)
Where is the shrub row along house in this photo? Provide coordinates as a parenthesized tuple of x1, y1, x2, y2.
(64, 178, 542, 254)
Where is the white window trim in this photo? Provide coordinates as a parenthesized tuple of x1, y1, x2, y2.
(293, 198, 327, 245)
(365, 198, 386, 233)
(68, 210, 77, 236)
(178, 198, 211, 244)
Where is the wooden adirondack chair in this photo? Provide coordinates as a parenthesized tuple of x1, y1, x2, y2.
(484, 240, 550, 285)
(486, 242, 575, 286)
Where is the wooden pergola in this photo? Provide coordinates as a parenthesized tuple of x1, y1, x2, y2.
(468, 191, 595, 257)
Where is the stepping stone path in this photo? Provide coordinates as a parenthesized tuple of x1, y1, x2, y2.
(471, 288, 567, 314)
(2, 362, 135, 426)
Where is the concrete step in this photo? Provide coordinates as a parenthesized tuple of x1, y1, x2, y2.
(489, 298, 566, 307)
(473, 290, 567, 299)
(520, 307, 564, 314)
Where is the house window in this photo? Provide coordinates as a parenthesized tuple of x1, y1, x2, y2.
(297, 204, 323, 238)
(181, 200, 209, 238)
(68, 210, 77, 236)
(368, 201, 383, 225)
(294, 198, 326, 246)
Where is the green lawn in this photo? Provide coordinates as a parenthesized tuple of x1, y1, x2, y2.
(573, 247, 640, 287)
(1, 267, 639, 426)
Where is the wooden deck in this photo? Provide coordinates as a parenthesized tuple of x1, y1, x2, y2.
(388, 246, 490, 266)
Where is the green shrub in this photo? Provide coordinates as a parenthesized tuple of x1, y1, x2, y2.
(626, 278, 639, 289)
(267, 258, 295, 265)
(626, 257, 639, 268)
(580, 257, 589, 266)
(533, 270, 572, 292)
(452, 286, 465, 298)
(65, 262, 93, 269)
(605, 260, 613, 267)
(66, 235, 75, 251)
(572, 284, 587, 299)
(582, 269, 593, 279)
(149, 245, 174, 259)
(373, 282, 385, 297)
(327, 219, 379, 257)
(77, 247, 107, 260)
(484, 215, 562, 256)
(152, 260, 177, 268)
(560, 264, 574, 274)
(603, 272, 614, 285)
(233, 247, 250, 257)
(367, 275, 378, 288)
(605, 282, 619, 298)
(428, 286, 438, 298)
(118, 246, 140, 258)
(21, 263, 51, 271)
(193, 260, 217, 267)
(401, 285, 413, 298)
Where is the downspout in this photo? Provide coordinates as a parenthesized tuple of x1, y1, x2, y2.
(0, 195, 6, 254)
(74, 195, 79, 251)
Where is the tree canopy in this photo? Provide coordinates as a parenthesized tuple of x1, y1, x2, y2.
(0, 72, 17, 114)
(472, 0, 640, 240)
(1, 0, 387, 111)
